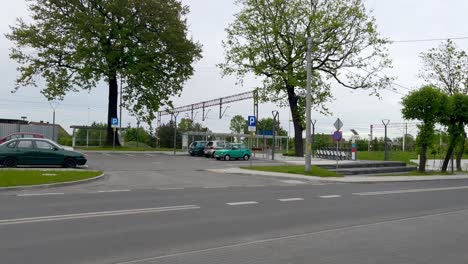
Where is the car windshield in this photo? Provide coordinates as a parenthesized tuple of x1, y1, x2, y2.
(196, 142, 206, 147)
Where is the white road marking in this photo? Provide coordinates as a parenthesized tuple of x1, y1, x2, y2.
(278, 198, 304, 202)
(125, 154, 136, 157)
(18, 193, 64, 197)
(151, 162, 162, 164)
(103, 153, 112, 156)
(353, 185, 468, 196)
(281, 180, 307, 184)
(203, 186, 228, 189)
(246, 185, 265, 187)
(145, 154, 155, 157)
(96, 190, 131, 193)
(115, 208, 468, 264)
(226, 201, 258, 206)
(159, 188, 184, 190)
(0, 205, 200, 226)
(319, 195, 341, 199)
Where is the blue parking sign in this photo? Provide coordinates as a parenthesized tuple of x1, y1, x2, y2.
(111, 117, 119, 128)
(248, 116, 256, 126)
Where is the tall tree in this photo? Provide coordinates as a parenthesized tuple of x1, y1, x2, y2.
(220, 0, 392, 156)
(419, 40, 468, 170)
(229, 115, 247, 134)
(402, 86, 447, 172)
(7, 0, 202, 146)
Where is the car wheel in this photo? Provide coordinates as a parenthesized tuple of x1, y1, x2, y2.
(211, 152, 216, 158)
(63, 158, 77, 168)
(205, 154, 210, 158)
(224, 155, 231, 161)
(216, 157, 221, 160)
(3, 157, 18, 168)
(190, 153, 195, 156)
(243, 154, 250, 161)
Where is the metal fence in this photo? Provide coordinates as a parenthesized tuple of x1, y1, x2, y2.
(0, 123, 58, 141)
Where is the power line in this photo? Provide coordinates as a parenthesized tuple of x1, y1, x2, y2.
(390, 36, 468, 43)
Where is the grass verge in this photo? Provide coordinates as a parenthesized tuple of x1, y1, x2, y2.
(0, 170, 103, 187)
(240, 165, 342, 177)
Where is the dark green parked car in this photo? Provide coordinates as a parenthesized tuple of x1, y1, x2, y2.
(188, 141, 207, 156)
(0, 138, 87, 168)
(214, 143, 251, 161)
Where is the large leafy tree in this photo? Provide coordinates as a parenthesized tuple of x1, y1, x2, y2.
(220, 0, 392, 156)
(419, 40, 468, 170)
(402, 86, 447, 172)
(229, 115, 247, 134)
(7, 0, 202, 146)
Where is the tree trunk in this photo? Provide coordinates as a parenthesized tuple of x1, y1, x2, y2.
(441, 143, 455, 172)
(106, 73, 121, 146)
(287, 86, 304, 157)
(456, 136, 466, 171)
(418, 143, 427, 173)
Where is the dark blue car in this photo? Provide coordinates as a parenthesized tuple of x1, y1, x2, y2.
(188, 141, 207, 156)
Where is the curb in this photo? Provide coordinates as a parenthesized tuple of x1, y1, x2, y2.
(208, 168, 468, 183)
(0, 172, 106, 192)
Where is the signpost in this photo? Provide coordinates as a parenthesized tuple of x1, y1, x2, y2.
(111, 117, 119, 149)
(333, 118, 343, 175)
(247, 116, 256, 164)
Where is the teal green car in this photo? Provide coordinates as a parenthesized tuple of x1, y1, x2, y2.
(0, 138, 87, 168)
(214, 143, 251, 161)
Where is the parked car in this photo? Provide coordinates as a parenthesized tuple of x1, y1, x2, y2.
(204, 141, 226, 158)
(0, 138, 86, 168)
(188, 141, 207, 156)
(0, 132, 44, 144)
(215, 143, 251, 161)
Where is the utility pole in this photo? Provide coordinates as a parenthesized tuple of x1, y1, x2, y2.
(172, 112, 179, 156)
(369, 125, 373, 151)
(403, 122, 408, 152)
(305, 0, 313, 172)
(311, 120, 316, 158)
(119, 75, 123, 134)
(272, 111, 279, 160)
(49, 102, 59, 142)
(382, 119, 390, 160)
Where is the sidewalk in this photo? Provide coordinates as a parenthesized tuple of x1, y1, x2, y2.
(208, 167, 468, 183)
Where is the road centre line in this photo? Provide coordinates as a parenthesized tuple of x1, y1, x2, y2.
(353, 185, 468, 196)
(115, 208, 468, 264)
(145, 154, 155, 157)
(226, 201, 258, 206)
(319, 195, 341, 198)
(125, 154, 136, 157)
(96, 190, 131, 193)
(278, 198, 304, 202)
(17, 193, 64, 197)
(0, 205, 200, 226)
(159, 188, 185, 190)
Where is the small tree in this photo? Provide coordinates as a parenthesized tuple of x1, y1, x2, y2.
(402, 86, 447, 172)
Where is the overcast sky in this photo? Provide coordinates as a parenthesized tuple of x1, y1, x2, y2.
(1, 0, 467, 139)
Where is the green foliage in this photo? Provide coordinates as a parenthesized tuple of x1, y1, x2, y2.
(124, 127, 149, 145)
(357, 151, 418, 165)
(402, 85, 447, 171)
(230, 115, 247, 134)
(220, 0, 392, 156)
(7, 0, 202, 125)
(257, 118, 288, 136)
(58, 128, 72, 146)
(419, 40, 468, 95)
(158, 121, 182, 149)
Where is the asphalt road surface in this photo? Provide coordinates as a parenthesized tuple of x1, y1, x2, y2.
(2, 153, 468, 263)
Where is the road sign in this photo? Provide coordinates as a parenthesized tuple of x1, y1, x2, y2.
(248, 116, 256, 132)
(259, 130, 273, 136)
(111, 117, 119, 128)
(334, 118, 343, 131)
(333, 131, 342, 142)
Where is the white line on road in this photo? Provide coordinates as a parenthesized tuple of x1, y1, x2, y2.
(246, 185, 265, 188)
(0, 205, 200, 226)
(278, 198, 304, 202)
(125, 154, 136, 157)
(159, 188, 184, 190)
(353, 185, 468, 196)
(17, 193, 64, 197)
(145, 154, 155, 157)
(115, 208, 468, 264)
(103, 153, 112, 156)
(319, 195, 341, 199)
(226, 201, 258, 206)
(203, 186, 228, 189)
(96, 190, 131, 193)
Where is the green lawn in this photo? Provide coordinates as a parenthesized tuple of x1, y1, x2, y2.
(0, 170, 103, 187)
(355, 151, 419, 164)
(241, 165, 341, 177)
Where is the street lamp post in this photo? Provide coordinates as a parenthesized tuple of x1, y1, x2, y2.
(272, 111, 279, 160)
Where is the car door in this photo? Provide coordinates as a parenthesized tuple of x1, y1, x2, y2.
(231, 144, 241, 158)
(15, 140, 38, 165)
(35, 140, 64, 165)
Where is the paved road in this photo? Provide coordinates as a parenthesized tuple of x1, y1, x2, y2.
(2, 179, 468, 263)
